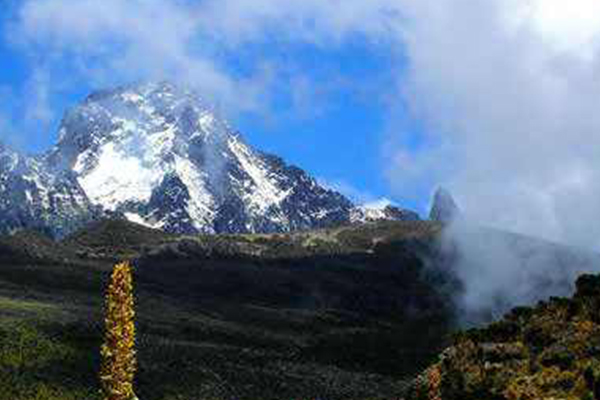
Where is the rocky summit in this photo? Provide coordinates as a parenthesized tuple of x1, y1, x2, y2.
(429, 187, 460, 223)
(0, 82, 419, 238)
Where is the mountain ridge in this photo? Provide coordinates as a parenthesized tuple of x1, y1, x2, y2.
(0, 140, 103, 238)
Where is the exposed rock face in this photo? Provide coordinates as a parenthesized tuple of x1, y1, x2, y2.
(429, 187, 460, 223)
(0, 142, 102, 238)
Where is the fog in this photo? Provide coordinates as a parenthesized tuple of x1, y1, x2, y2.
(439, 217, 600, 325)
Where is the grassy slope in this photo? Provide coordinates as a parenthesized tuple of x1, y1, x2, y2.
(0, 220, 454, 400)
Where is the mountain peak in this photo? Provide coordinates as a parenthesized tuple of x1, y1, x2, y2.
(429, 187, 460, 223)
(0, 140, 14, 159)
(0, 140, 16, 155)
(44, 82, 361, 235)
(83, 81, 196, 103)
(0, 141, 20, 177)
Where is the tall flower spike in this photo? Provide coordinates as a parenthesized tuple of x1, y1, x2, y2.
(100, 261, 138, 400)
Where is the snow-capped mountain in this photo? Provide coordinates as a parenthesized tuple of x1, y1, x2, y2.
(44, 82, 358, 234)
(0, 141, 102, 237)
(0, 82, 419, 238)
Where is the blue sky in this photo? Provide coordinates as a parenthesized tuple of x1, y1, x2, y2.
(0, 0, 431, 214)
(4, 0, 600, 247)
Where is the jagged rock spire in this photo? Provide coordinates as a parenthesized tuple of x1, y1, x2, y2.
(429, 187, 460, 223)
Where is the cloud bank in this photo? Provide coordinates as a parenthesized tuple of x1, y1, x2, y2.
(389, 0, 600, 317)
(11, 0, 399, 116)
(390, 0, 600, 250)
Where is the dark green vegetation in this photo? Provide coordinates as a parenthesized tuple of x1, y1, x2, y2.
(0, 219, 597, 399)
(0, 220, 456, 400)
(409, 274, 600, 400)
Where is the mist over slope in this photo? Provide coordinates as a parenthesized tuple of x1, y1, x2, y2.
(442, 221, 600, 325)
(425, 188, 600, 324)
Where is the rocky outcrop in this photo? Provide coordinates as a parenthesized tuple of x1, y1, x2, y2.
(429, 187, 460, 223)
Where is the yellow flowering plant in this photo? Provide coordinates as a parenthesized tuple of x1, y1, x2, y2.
(100, 261, 138, 400)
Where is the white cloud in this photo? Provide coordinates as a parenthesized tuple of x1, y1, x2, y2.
(23, 68, 53, 130)
(0, 74, 54, 151)
(525, 0, 600, 55)
(198, 0, 398, 46)
(363, 198, 394, 210)
(13, 0, 273, 115)
(11, 0, 399, 118)
(385, 0, 600, 249)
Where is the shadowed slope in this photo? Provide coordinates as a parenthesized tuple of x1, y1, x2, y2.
(0, 219, 597, 399)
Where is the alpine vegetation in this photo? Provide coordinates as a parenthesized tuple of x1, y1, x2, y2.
(100, 262, 138, 400)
